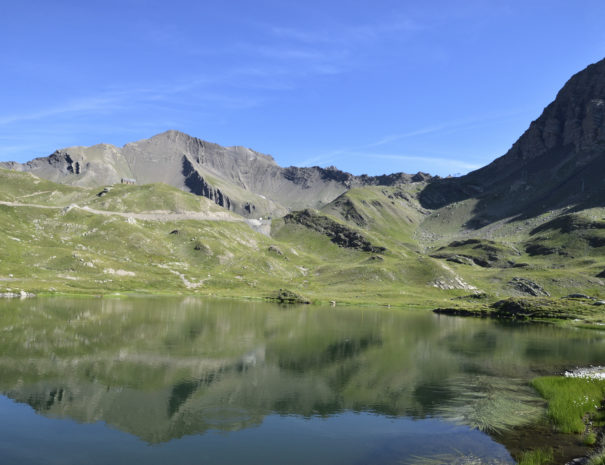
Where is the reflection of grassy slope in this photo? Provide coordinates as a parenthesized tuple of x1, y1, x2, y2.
(2, 298, 605, 441)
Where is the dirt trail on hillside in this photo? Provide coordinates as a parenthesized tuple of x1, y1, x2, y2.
(0, 200, 241, 222)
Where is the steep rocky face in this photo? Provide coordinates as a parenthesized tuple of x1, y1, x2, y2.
(181, 156, 232, 210)
(420, 58, 605, 225)
(0, 130, 431, 218)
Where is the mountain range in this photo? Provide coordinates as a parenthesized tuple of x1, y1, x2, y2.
(0, 130, 432, 218)
(0, 58, 604, 306)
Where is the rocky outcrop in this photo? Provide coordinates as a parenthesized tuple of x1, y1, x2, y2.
(507, 277, 550, 297)
(266, 288, 310, 304)
(182, 156, 232, 210)
(0, 290, 35, 298)
(329, 196, 366, 226)
(430, 239, 519, 268)
(531, 214, 605, 235)
(284, 209, 386, 253)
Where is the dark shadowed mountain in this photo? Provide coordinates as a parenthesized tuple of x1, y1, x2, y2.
(420, 58, 605, 228)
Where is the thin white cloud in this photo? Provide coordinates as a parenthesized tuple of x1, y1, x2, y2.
(0, 75, 266, 131)
(357, 152, 482, 172)
(368, 125, 452, 147)
(299, 148, 482, 175)
(0, 96, 123, 126)
(299, 148, 347, 167)
(270, 17, 423, 45)
(366, 109, 531, 148)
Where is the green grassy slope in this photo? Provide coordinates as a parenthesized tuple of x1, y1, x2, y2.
(0, 168, 603, 307)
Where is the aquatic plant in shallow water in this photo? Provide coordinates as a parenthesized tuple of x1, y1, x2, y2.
(437, 375, 544, 433)
(516, 448, 553, 465)
(407, 452, 511, 465)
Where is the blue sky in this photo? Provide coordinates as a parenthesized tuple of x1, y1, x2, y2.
(1, 0, 604, 176)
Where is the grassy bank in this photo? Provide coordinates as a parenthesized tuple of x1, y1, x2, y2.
(521, 375, 605, 464)
(532, 376, 605, 434)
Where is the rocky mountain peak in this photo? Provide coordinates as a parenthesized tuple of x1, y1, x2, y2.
(420, 57, 605, 223)
(504, 57, 605, 164)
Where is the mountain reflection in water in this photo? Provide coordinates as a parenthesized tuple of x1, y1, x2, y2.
(1, 297, 604, 464)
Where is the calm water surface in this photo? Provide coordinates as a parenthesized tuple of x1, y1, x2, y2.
(1, 297, 605, 464)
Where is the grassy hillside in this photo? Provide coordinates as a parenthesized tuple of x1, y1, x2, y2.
(0, 168, 603, 310)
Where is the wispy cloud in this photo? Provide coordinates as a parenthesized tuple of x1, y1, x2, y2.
(233, 15, 426, 85)
(300, 148, 481, 174)
(366, 109, 530, 148)
(0, 96, 124, 126)
(298, 107, 530, 173)
(0, 75, 266, 130)
(356, 152, 482, 172)
(270, 17, 423, 45)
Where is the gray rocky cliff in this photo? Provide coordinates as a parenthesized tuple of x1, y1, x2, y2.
(419, 57, 605, 224)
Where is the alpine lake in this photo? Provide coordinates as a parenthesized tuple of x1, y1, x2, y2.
(1, 296, 604, 465)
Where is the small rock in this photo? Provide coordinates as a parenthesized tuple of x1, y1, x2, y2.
(594, 301, 605, 306)
(565, 293, 590, 299)
(97, 187, 111, 197)
(268, 245, 284, 256)
(566, 457, 589, 465)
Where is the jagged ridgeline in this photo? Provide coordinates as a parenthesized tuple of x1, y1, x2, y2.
(0, 57, 604, 303)
(0, 130, 432, 219)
